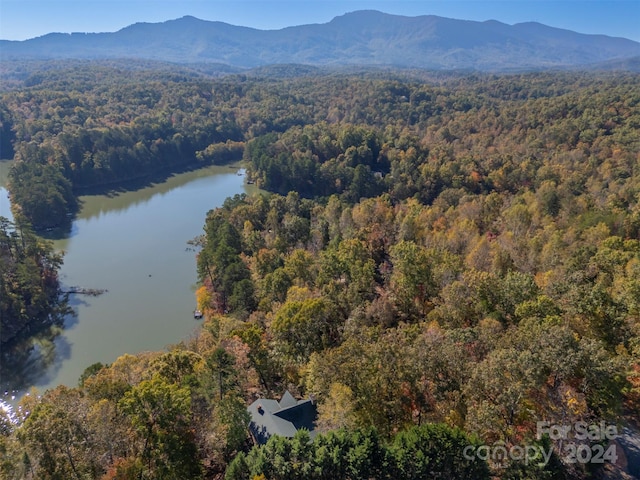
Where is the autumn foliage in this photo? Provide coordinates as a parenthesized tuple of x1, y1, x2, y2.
(1, 64, 639, 479)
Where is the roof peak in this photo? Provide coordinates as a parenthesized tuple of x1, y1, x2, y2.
(279, 390, 298, 409)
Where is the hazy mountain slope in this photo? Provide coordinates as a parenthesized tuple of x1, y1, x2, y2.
(1, 10, 638, 71)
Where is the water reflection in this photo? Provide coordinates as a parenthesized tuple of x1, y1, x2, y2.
(37, 164, 250, 241)
(1, 327, 73, 394)
(0, 160, 12, 186)
(1, 161, 258, 407)
(0, 161, 13, 222)
(77, 165, 248, 222)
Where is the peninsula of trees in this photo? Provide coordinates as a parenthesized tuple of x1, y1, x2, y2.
(0, 217, 69, 348)
(1, 62, 639, 479)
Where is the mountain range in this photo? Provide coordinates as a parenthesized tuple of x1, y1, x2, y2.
(1, 10, 639, 71)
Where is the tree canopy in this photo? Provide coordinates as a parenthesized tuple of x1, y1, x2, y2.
(1, 63, 639, 479)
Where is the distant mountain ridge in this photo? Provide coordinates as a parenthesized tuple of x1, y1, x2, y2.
(2, 10, 639, 71)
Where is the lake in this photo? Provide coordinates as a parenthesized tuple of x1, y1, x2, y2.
(0, 161, 258, 406)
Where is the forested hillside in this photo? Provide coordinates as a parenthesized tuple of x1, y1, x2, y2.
(1, 65, 639, 479)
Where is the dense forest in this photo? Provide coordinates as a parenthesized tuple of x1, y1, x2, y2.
(1, 63, 639, 479)
(0, 217, 69, 349)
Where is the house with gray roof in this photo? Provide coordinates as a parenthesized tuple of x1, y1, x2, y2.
(248, 391, 318, 445)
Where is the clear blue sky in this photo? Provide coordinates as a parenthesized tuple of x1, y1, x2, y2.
(1, 0, 639, 42)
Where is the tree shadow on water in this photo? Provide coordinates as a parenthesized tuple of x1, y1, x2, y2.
(75, 161, 211, 198)
(0, 324, 73, 398)
(37, 220, 77, 241)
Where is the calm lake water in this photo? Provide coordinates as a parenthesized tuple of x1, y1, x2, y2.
(0, 161, 257, 406)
